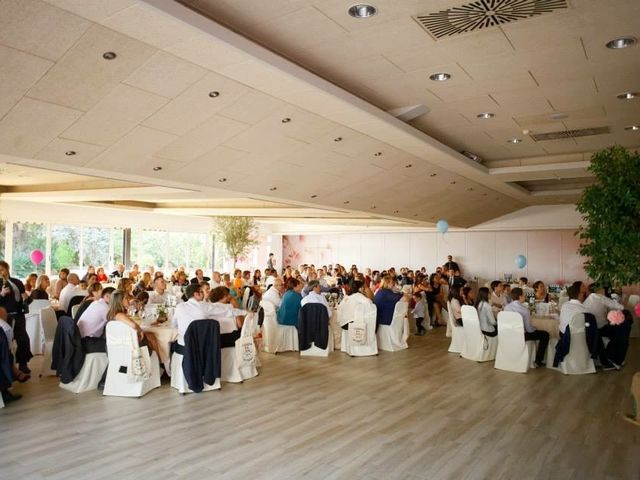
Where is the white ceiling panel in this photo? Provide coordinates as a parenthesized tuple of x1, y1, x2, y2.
(35, 138, 105, 167)
(43, 0, 136, 22)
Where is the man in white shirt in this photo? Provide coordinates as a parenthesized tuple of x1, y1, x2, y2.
(490, 280, 507, 315)
(583, 285, 624, 329)
(148, 277, 169, 305)
(559, 284, 590, 335)
(58, 273, 86, 313)
(210, 271, 222, 289)
(264, 270, 276, 288)
(300, 280, 331, 317)
(77, 287, 115, 339)
(505, 288, 549, 367)
(262, 278, 284, 308)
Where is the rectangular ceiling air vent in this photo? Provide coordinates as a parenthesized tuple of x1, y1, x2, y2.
(530, 126, 610, 141)
(413, 0, 568, 40)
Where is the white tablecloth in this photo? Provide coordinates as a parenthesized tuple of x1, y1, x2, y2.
(142, 324, 178, 371)
(531, 314, 560, 339)
(25, 313, 44, 355)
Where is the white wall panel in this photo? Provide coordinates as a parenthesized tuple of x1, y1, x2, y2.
(383, 233, 411, 269)
(437, 232, 466, 268)
(495, 232, 527, 280)
(361, 234, 385, 270)
(465, 232, 496, 281)
(527, 231, 562, 283)
(561, 230, 588, 283)
(410, 233, 438, 271)
(338, 234, 361, 267)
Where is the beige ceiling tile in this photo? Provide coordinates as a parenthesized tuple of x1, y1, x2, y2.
(572, 134, 617, 150)
(28, 24, 156, 111)
(101, 3, 198, 49)
(341, 55, 405, 82)
(0, 97, 82, 157)
(155, 114, 249, 162)
(86, 126, 177, 171)
(123, 51, 207, 99)
(0, 0, 91, 61)
(378, 43, 450, 74)
(459, 54, 529, 81)
(490, 91, 553, 117)
(43, 0, 136, 22)
(347, 17, 434, 56)
(223, 125, 309, 157)
(431, 27, 515, 62)
(543, 80, 599, 111)
(194, 145, 251, 177)
(143, 71, 248, 135)
(500, 9, 582, 52)
(62, 84, 168, 146)
(431, 72, 538, 102)
(593, 70, 640, 96)
(537, 139, 581, 155)
(0, 45, 53, 119)
(35, 138, 105, 166)
(186, 0, 305, 29)
(165, 32, 255, 71)
(311, 0, 413, 33)
(217, 90, 285, 125)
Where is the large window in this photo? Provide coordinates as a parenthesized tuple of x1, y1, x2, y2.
(12, 222, 46, 278)
(82, 226, 110, 269)
(112, 228, 124, 266)
(51, 225, 81, 274)
(168, 232, 189, 270)
(188, 233, 209, 271)
(132, 229, 167, 271)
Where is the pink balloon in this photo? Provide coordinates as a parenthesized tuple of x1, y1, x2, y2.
(30, 249, 44, 265)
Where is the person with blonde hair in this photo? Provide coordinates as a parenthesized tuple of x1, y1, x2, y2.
(373, 275, 404, 329)
(107, 290, 160, 354)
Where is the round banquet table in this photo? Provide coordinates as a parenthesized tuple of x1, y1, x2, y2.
(531, 314, 560, 339)
(141, 323, 178, 372)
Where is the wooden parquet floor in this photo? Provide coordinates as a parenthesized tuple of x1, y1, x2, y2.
(1, 329, 638, 480)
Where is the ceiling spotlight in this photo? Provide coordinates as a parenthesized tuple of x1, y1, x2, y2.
(152, 166, 162, 171)
(450, 181, 456, 185)
(477, 112, 495, 119)
(348, 4, 377, 18)
(405, 164, 412, 168)
(269, 186, 277, 191)
(550, 112, 568, 120)
(218, 177, 227, 183)
(65, 150, 76, 156)
(334, 137, 343, 142)
(617, 92, 637, 100)
(343, 200, 350, 204)
(393, 210, 400, 214)
(461, 150, 482, 162)
(466, 187, 473, 191)
(429, 173, 437, 177)
(102, 51, 117, 60)
(281, 117, 291, 123)
(374, 152, 382, 156)
(606, 36, 637, 49)
(208, 91, 220, 98)
(413, 214, 418, 217)
(371, 205, 376, 209)
(625, 125, 640, 131)
(429, 72, 451, 81)
(310, 194, 318, 198)
(508, 138, 522, 144)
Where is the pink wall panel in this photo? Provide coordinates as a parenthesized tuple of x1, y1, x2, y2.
(527, 231, 562, 283)
(465, 232, 496, 281)
(495, 231, 527, 280)
(561, 230, 588, 283)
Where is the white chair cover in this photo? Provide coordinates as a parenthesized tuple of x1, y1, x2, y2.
(495, 311, 535, 373)
(377, 301, 409, 352)
(103, 322, 161, 397)
(627, 294, 639, 338)
(71, 304, 80, 319)
(59, 353, 109, 394)
(39, 307, 58, 377)
(260, 301, 299, 353)
(25, 313, 44, 356)
(170, 352, 221, 394)
(300, 305, 334, 358)
(277, 325, 299, 353)
(460, 306, 497, 362)
(28, 299, 51, 314)
(447, 301, 465, 354)
(221, 313, 259, 382)
(340, 300, 378, 357)
(242, 287, 251, 310)
(557, 313, 596, 375)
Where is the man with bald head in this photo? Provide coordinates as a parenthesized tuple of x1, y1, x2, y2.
(58, 273, 86, 313)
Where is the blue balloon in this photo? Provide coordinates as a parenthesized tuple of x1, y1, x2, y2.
(436, 219, 449, 234)
(515, 254, 527, 269)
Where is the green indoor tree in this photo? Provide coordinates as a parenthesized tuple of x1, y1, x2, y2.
(576, 146, 640, 288)
(214, 216, 257, 268)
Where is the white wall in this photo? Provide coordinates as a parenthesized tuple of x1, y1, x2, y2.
(282, 230, 588, 284)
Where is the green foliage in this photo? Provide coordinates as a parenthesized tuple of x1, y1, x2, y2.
(214, 217, 257, 267)
(576, 146, 640, 288)
(12, 222, 46, 278)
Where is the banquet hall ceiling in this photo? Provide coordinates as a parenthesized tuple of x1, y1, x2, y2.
(0, 0, 638, 228)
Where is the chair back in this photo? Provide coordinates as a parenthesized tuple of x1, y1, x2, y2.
(105, 321, 138, 369)
(28, 299, 51, 314)
(41, 307, 58, 341)
(560, 313, 596, 375)
(241, 312, 257, 337)
(461, 305, 482, 337)
(496, 311, 526, 348)
(67, 295, 85, 316)
(446, 301, 456, 329)
(390, 301, 408, 334)
(298, 303, 330, 351)
(242, 287, 251, 310)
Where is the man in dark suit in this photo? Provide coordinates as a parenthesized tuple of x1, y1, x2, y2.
(0, 261, 32, 374)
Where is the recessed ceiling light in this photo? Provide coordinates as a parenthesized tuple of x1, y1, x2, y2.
(370, 205, 376, 209)
(625, 125, 640, 131)
(343, 200, 350, 204)
(348, 4, 377, 18)
(450, 181, 456, 185)
(393, 210, 400, 214)
(218, 177, 227, 183)
(606, 36, 637, 49)
(413, 214, 418, 217)
(617, 92, 637, 100)
(374, 152, 382, 156)
(334, 137, 342, 142)
(508, 138, 522, 144)
(152, 166, 162, 171)
(281, 117, 291, 123)
(429, 173, 437, 177)
(310, 194, 318, 198)
(405, 164, 412, 168)
(550, 112, 568, 120)
(482, 193, 488, 196)
(466, 187, 473, 191)
(477, 112, 495, 119)
(208, 91, 220, 98)
(102, 51, 117, 60)
(65, 150, 76, 156)
(269, 186, 277, 191)
(429, 72, 451, 81)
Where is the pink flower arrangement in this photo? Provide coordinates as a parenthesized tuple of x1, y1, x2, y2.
(607, 310, 625, 325)
(635, 304, 640, 318)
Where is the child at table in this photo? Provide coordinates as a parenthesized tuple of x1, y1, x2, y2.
(412, 291, 426, 336)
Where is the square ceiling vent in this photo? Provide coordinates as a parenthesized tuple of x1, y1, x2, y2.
(413, 0, 568, 40)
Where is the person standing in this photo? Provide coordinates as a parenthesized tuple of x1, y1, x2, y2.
(267, 253, 276, 271)
(0, 261, 32, 374)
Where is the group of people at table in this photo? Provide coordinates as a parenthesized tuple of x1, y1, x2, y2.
(0, 253, 635, 404)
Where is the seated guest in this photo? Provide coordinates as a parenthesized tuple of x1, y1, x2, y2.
(265, 269, 277, 288)
(448, 285, 464, 326)
(148, 277, 169, 305)
(300, 280, 332, 317)
(518, 277, 529, 289)
(24, 273, 37, 298)
(505, 288, 549, 367)
(461, 286, 475, 306)
(173, 284, 209, 345)
(116, 277, 134, 295)
(173, 271, 189, 288)
(262, 278, 284, 308)
(77, 287, 115, 352)
(373, 275, 404, 328)
(0, 306, 30, 383)
(110, 264, 125, 279)
(490, 281, 507, 315)
(53, 268, 69, 300)
(134, 272, 153, 296)
(242, 270, 251, 287)
(81, 265, 95, 283)
(29, 275, 50, 302)
(252, 269, 262, 286)
(74, 282, 103, 321)
(412, 291, 426, 336)
(96, 267, 108, 283)
(210, 271, 222, 289)
(106, 291, 160, 353)
(503, 284, 513, 304)
(59, 273, 86, 313)
(475, 287, 497, 337)
(559, 283, 589, 335)
(338, 280, 375, 331)
(190, 268, 210, 285)
(201, 281, 211, 301)
(207, 286, 247, 344)
(533, 281, 549, 302)
(277, 278, 303, 328)
(571, 280, 589, 302)
(583, 284, 632, 370)
(133, 291, 149, 316)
